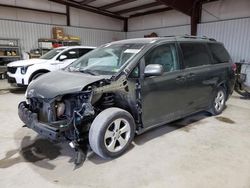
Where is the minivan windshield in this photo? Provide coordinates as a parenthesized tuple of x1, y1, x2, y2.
(67, 43, 145, 75)
(40, 48, 65, 60)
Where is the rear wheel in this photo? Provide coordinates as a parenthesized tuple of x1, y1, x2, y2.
(89, 108, 135, 159)
(209, 87, 226, 115)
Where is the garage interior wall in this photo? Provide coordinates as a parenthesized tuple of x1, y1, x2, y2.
(198, 0, 250, 62)
(127, 10, 191, 38)
(0, 0, 125, 52)
(127, 0, 250, 62)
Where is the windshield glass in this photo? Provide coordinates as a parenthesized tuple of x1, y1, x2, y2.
(67, 43, 145, 75)
(40, 48, 65, 60)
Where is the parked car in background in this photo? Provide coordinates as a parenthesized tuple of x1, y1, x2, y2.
(7, 46, 95, 86)
(18, 36, 235, 160)
(235, 61, 250, 97)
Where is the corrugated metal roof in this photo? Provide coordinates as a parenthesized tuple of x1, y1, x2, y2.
(107, 0, 156, 12)
(121, 5, 167, 17)
(88, 0, 118, 7)
(64, 0, 170, 18)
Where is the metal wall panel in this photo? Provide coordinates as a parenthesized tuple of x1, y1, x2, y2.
(0, 19, 125, 52)
(198, 17, 250, 62)
(201, 0, 250, 23)
(70, 7, 124, 31)
(127, 25, 191, 38)
(128, 10, 190, 31)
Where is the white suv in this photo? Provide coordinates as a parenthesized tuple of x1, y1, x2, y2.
(7, 46, 95, 86)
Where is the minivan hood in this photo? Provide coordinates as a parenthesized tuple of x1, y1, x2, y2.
(27, 70, 110, 99)
(8, 59, 47, 67)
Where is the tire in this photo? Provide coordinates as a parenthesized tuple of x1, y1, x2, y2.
(209, 86, 226, 115)
(89, 107, 135, 159)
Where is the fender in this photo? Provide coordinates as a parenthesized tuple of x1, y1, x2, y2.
(28, 69, 50, 83)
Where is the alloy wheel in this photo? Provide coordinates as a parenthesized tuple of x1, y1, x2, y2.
(214, 90, 225, 112)
(104, 118, 131, 153)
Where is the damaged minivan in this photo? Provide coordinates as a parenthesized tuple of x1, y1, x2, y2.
(18, 36, 235, 159)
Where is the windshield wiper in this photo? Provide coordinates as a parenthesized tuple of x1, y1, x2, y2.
(79, 69, 99, 76)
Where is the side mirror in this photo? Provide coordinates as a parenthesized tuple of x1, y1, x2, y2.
(59, 55, 67, 61)
(144, 64, 163, 77)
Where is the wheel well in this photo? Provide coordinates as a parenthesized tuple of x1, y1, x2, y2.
(218, 82, 229, 99)
(29, 69, 50, 83)
(94, 92, 137, 122)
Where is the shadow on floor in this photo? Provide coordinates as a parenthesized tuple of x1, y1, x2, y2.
(0, 87, 26, 95)
(87, 143, 135, 165)
(0, 136, 74, 170)
(0, 111, 211, 169)
(9, 87, 27, 94)
(88, 111, 211, 164)
(231, 92, 250, 100)
(134, 111, 211, 146)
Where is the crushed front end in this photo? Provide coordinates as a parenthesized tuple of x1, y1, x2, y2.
(18, 91, 95, 142)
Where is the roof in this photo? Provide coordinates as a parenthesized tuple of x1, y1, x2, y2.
(56, 46, 96, 49)
(49, 0, 219, 20)
(108, 36, 218, 45)
(110, 38, 159, 44)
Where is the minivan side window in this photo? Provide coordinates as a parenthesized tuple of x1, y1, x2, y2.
(145, 43, 179, 73)
(180, 43, 211, 68)
(208, 43, 230, 64)
(129, 65, 139, 78)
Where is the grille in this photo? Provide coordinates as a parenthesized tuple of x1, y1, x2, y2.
(7, 67, 17, 74)
(7, 76, 16, 83)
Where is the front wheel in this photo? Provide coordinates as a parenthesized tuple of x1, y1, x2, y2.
(31, 72, 44, 81)
(209, 87, 226, 115)
(89, 108, 135, 159)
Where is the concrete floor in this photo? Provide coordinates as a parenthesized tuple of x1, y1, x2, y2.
(0, 80, 250, 188)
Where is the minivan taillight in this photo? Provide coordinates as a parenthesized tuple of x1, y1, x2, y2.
(232, 63, 237, 72)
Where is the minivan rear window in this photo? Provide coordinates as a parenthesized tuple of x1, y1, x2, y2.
(180, 43, 211, 68)
(208, 43, 230, 64)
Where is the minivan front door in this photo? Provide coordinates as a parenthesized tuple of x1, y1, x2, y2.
(141, 43, 187, 128)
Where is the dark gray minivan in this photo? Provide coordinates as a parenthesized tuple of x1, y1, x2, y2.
(18, 36, 236, 159)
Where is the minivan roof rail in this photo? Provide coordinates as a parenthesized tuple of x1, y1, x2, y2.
(162, 35, 217, 41)
(182, 35, 217, 41)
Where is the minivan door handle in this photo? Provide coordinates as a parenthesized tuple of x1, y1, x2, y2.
(186, 73, 196, 79)
(176, 75, 186, 82)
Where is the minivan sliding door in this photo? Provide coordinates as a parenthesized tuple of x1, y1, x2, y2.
(179, 42, 214, 112)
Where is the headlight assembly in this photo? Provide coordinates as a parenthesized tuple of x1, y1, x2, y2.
(55, 102, 66, 118)
(20, 65, 32, 74)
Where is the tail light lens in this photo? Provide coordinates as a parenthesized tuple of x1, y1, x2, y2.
(231, 63, 237, 72)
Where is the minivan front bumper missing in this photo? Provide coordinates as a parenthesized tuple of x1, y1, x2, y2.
(18, 101, 65, 141)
